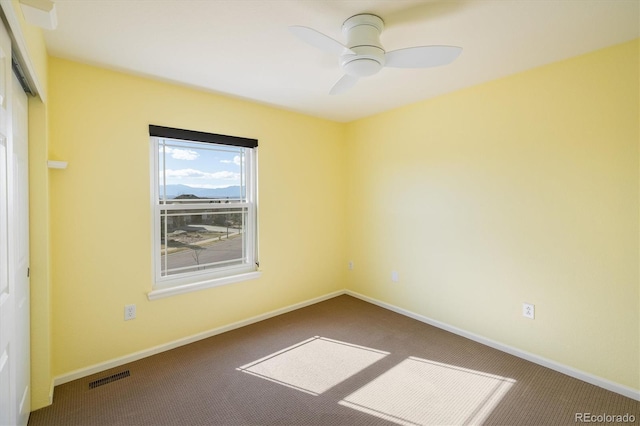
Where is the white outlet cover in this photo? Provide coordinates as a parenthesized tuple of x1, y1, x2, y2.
(522, 303, 535, 319)
(391, 271, 399, 282)
(124, 304, 136, 321)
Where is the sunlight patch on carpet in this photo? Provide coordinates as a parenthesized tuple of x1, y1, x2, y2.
(339, 356, 516, 425)
(237, 336, 389, 395)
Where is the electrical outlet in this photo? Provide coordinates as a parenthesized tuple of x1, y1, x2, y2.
(124, 304, 136, 321)
(522, 303, 534, 319)
(348, 261, 354, 270)
(391, 271, 399, 282)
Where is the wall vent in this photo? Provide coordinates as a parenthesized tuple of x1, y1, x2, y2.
(88, 370, 130, 389)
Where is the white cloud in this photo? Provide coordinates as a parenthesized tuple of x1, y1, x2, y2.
(165, 168, 239, 181)
(160, 147, 199, 160)
(221, 155, 242, 166)
(183, 184, 232, 189)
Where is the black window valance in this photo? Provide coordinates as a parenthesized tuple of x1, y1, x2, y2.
(149, 125, 258, 148)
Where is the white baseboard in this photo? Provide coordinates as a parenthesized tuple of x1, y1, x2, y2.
(52, 288, 639, 402)
(345, 289, 640, 401)
(53, 290, 345, 387)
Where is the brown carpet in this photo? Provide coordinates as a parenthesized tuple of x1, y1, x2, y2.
(28, 295, 639, 425)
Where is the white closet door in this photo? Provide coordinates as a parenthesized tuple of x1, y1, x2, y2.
(0, 15, 14, 426)
(12, 69, 30, 426)
(0, 16, 30, 426)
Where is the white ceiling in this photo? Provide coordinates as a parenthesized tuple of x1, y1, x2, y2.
(42, 0, 639, 122)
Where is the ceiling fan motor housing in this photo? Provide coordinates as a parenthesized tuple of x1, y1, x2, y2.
(340, 14, 385, 77)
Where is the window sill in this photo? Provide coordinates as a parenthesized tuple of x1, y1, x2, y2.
(147, 271, 262, 301)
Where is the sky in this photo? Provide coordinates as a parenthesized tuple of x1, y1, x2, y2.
(159, 139, 244, 189)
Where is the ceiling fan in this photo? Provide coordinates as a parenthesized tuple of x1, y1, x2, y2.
(290, 13, 462, 95)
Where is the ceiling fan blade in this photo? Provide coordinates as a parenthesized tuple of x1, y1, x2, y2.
(329, 74, 359, 95)
(385, 46, 462, 68)
(289, 26, 353, 56)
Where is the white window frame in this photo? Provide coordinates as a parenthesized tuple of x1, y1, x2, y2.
(148, 127, 260, 300)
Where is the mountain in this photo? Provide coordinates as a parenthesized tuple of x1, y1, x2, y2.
(163, 184, 242, 199)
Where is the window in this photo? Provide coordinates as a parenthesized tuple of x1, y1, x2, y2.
(149, 125, 260, 299)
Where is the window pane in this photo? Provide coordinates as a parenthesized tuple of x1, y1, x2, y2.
(160, 208, 247, 277)
(158, 139, 246, 203)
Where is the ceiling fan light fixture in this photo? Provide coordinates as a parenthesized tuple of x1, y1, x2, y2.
(339, 45, 386, 77)
(343, 58, 382, 77)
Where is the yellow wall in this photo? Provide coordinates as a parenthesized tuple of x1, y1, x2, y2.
(48, 57, 347, 377)
(345, 39, 639, 390)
